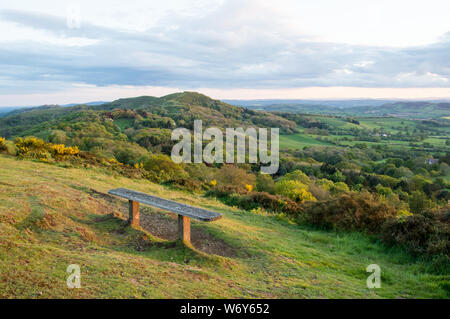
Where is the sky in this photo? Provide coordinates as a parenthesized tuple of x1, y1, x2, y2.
(0, 0, 450, 105)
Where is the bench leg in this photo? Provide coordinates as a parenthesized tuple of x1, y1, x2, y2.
(128, 200, 140, 227)
(178, 215, 191, 245)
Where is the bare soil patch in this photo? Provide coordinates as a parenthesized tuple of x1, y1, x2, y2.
(140, 207, 237, 258)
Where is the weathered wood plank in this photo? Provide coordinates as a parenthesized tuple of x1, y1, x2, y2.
(128, 200, 140, 227)
(178, 215, 191, 244)
(108, 188, 222, 222)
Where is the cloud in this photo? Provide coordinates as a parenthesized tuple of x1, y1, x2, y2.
(0, 0, 449, 100)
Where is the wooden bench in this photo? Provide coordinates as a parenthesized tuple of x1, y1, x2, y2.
(108, 188, 222, 245)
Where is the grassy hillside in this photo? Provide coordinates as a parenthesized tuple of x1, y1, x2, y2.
(0, 155, 447, 298)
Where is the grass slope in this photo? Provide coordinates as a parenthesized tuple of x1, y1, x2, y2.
(0, 155, 447, 298)
(280, 133, 333, 149)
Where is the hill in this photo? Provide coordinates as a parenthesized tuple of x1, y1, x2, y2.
(0, 92, 297, 163)
(0, 155, 447, 298)
(238, 100, 450, 119)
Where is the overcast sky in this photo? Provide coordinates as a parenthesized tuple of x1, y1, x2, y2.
(1, 0, 450, 105)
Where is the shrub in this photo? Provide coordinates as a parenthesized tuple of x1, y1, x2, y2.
(248, 192, 301, 216)
(301, 192, 397, 233)
(143, 153, 186, 183)
(215, 165, 256, 193)
(221, 191, 302, 216)
(376, 184, 394, 197)
(50, 144, 79, 157)
(283, 170, 311, 184)
(206, 184, 247, 197)
(14, 137, 80, 161)
(307, 182, 330, 200)
(15, 137, 51, 160)
(0, 137, 6, 152)
(256, 173, 275, 194)
(165, 178, 204, 192)
(331, 181, 350, 195)
(381, 210, 449, 257)
(275, 179, 316, 203)
(409, 191, 434, 214)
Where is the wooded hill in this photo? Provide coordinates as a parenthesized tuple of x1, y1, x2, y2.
(0, 92, 296, 162)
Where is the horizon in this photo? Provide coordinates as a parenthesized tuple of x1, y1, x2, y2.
(2, 90, 450, 108)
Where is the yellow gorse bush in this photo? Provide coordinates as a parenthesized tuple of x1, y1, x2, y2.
(50, 144, 79, 156)
(245, 184, 253, 192)
(15, 136, 79, 159)
(210, 179, 217, 187)
(397, 209, 413, 218)
(275, 179, 317, 203)
(134, 162, 144, 169)
(0, 137, 6, 151)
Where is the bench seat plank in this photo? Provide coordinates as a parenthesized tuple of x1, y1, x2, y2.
(108, 188, 222, 222)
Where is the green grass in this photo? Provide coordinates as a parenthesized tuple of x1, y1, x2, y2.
(358, 118, 417, 133)
(114, 118, 134, 132)
(280, 133, 333, 150)
(0, 155, 448, 298)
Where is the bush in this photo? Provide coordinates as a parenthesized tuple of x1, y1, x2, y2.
(50, 144, 79, 157)
(164, 178, 204, 192)
(215, 165, 256, 193)
(13, 137, 80, 161)
(275, 179, 316, 203)
(211, 191, 302, 216)
(409, 191, 434, 214)
(248, 192, 301, 216)
(0, 137, 6, 152)
(381, 210, 449, 257)
(15, 137, 51, 160)
(283, 170, 311, 184)
(143, 153, 186, 183)
(256, 173, 276, 194)
(301, 192, 397, 233)
(307, 182, 330, 200)
(206, 184, 247, 197)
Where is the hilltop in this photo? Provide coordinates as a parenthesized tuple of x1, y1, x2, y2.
(0, 92, 297, 162)
(0, 92, 297, 137)
(0, 155, 447, 298)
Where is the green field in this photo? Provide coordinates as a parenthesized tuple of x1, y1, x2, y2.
(280, 133, 333, 149)
(114, 118, 134, 132)
(0, 155, 447, 298)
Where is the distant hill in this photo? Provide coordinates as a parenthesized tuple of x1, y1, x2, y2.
(0, 106, 29, 117)
(62, 101, 108, 107)
(224, 99, 396, 108)
(360, 102, 450, 118)
(232, 100, 450, 119)
(0, 101, 108, 118)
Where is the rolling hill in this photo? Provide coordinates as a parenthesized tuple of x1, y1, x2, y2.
(237, 100, 450, 119)
(0, 92, 297, 163)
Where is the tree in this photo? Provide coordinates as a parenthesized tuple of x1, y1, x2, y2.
(409, 191, 433, 214)
(282, 170, 311, 184)
(256, 173, 276, 194)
